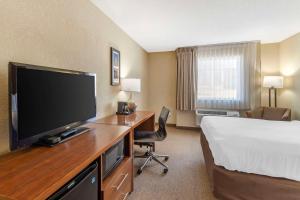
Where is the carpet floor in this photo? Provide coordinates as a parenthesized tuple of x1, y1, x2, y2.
(128, 127, 216, 200)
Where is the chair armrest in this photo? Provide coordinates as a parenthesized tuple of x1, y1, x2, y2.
(282, 109, 291, 121)
(245, 111, 253, 118)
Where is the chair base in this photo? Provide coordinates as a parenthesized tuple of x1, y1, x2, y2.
(135, 150, 169, 175)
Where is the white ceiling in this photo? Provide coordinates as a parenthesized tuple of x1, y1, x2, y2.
(91, 0, 300, 52)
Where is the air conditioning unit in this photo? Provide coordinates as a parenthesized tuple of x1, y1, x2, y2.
(195, 109, 240, 126)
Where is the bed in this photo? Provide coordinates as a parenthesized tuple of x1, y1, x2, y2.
(200, 116, 300, 200)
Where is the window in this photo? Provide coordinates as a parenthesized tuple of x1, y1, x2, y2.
(197, 55, 242, 101)
(194, 42, 259, 110)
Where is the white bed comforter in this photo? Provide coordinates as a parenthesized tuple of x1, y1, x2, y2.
(200, 116, 300, 181)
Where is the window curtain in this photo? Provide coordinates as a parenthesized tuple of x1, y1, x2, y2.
(176, 47, 198, 111)
(196, 42, 260, 110)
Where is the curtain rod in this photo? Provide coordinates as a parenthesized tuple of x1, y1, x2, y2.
(177, 40, 260, 49)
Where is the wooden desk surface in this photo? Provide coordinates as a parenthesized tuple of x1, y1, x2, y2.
(93, 111, 155, 129)
(0, 123, 131, 200)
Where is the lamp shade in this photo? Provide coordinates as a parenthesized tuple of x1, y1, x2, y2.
(121, 78, 141, 92)
(263, 76, 283, 88)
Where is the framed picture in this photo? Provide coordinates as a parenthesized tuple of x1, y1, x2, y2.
(111, 47, 120, 86)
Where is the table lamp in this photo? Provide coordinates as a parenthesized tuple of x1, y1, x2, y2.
(121, 78, 141, 112)
(263, 76, 283, 107)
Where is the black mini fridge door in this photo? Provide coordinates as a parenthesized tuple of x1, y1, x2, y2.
(48, 162, 98, 200)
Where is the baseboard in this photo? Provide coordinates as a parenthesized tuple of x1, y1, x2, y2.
(155, 123, 201, 130)
(175, 126, 201, 131)
(166, 123, 176, 127)
(155, 123, 176, 127)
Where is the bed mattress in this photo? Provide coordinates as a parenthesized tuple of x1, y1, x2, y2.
(200, 116, 300, 181)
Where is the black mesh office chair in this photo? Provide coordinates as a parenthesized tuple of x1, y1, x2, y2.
(134, 106, 170, 175)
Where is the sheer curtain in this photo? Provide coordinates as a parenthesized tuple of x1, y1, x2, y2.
(196, 42, 260, 110)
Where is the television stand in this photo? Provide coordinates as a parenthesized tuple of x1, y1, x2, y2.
(37, 126, 90, 147)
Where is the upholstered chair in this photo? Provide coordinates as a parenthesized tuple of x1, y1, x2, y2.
(245, 107, 291, 121)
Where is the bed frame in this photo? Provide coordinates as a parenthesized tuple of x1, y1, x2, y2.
(200, 131, 300, 200)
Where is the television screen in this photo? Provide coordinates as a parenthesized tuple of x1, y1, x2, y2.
(9, 62, 96, 150)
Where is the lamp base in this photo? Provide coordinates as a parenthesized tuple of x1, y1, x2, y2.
(268, 87, 277, 108)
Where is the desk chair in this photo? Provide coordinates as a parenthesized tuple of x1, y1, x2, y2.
(134, 107, 170, 175)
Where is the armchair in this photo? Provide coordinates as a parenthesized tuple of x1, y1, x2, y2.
(245, 107, 291, 121)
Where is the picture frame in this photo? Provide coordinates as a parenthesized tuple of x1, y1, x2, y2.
(111, 47, 120, 86)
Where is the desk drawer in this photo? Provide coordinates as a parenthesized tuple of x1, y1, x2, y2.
(103, 158, 132, 200)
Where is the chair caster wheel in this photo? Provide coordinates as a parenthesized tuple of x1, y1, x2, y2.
(163, 168, 168, 174)
(137, 169, 143, 175)
(164, 156, 169, 161)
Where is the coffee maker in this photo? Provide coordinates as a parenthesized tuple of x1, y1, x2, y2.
(116, 101, 130, 115)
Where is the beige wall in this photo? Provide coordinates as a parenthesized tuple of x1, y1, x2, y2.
(279, 33, 300, 119)
(260, 33, 300, 119)
(148, 52, 177, 124)
(148, 51, 197, 127)
(260, 43, 280, 106)
(0, 0, 149, 154)
(176, 111, 197, 127)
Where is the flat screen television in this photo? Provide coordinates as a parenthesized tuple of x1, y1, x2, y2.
(9, 62, 96, 150)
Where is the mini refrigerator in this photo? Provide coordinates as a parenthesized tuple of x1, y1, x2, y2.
(48, 162, 98, 200)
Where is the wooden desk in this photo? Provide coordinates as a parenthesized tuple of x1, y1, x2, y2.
(93, 111, 155, 131)
(0, 111, 154, 200)
(0, 123, 133, 200)
(93, 111, 156, 152)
